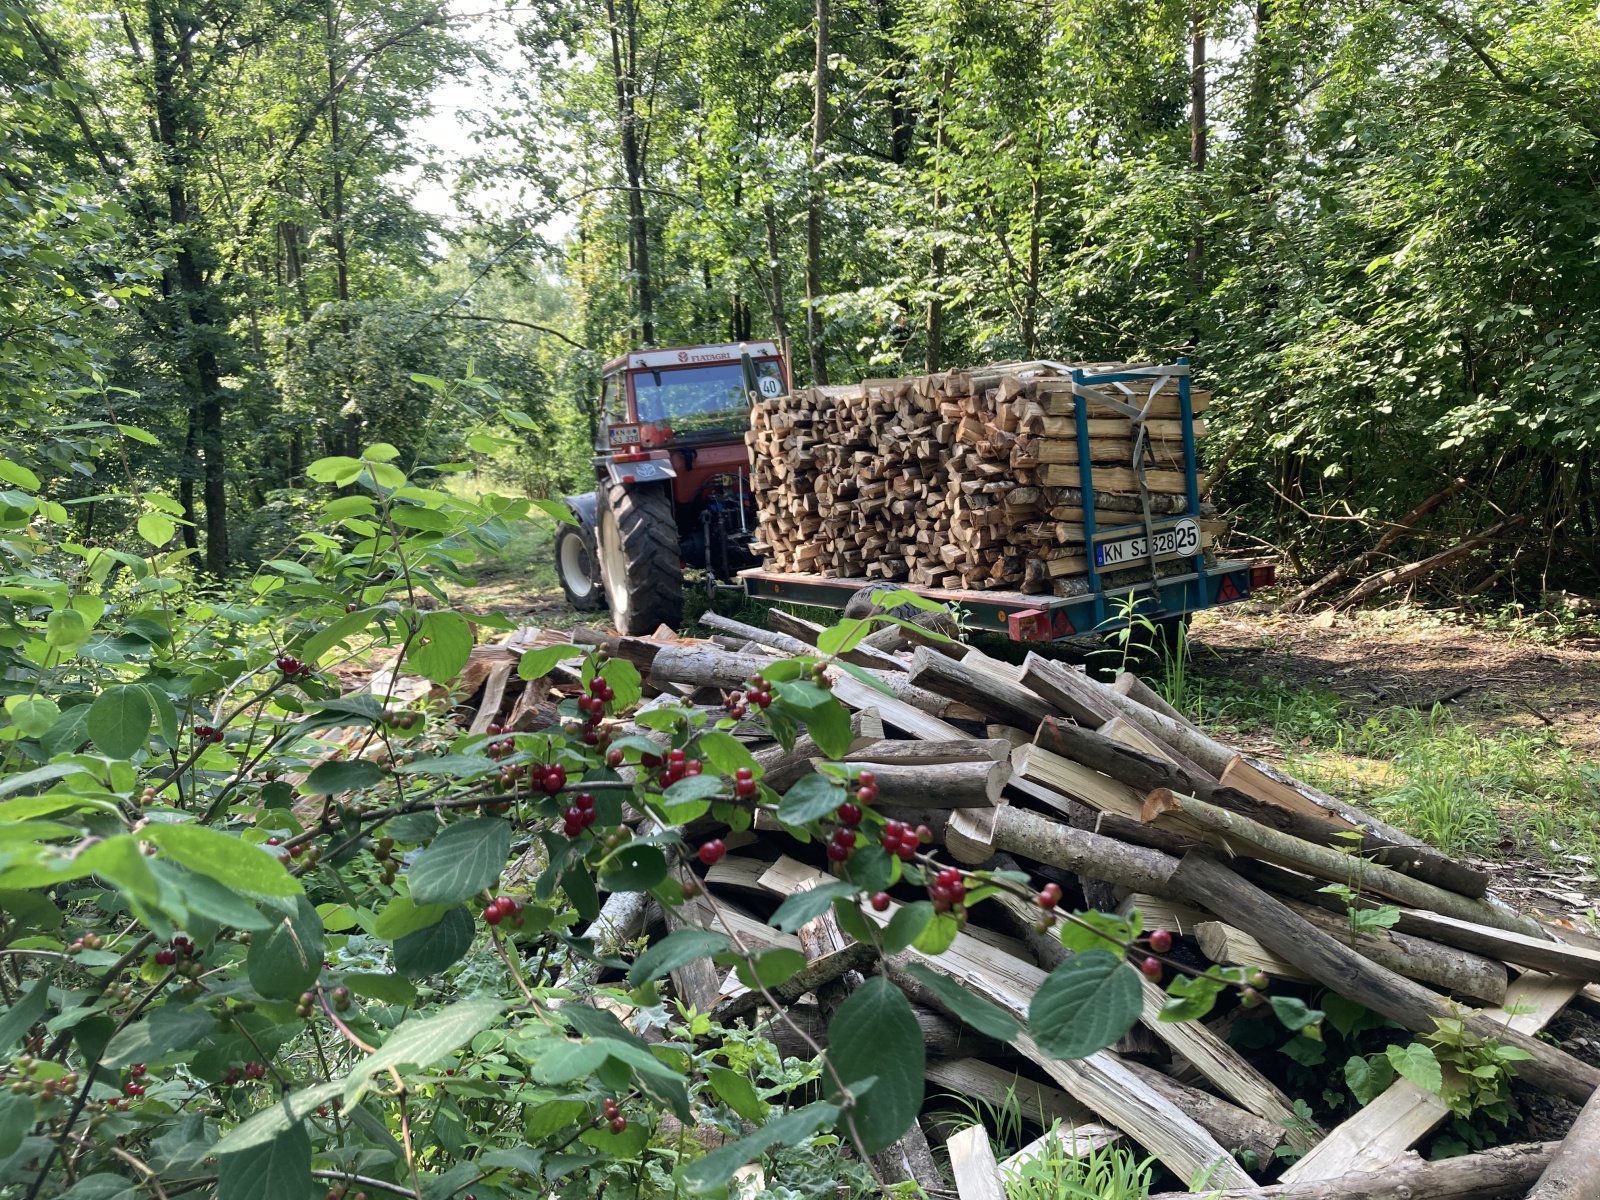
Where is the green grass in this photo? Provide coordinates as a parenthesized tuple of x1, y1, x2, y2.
(1004, 1126, 1155, 1200)
(1161, 667, 1600, 862)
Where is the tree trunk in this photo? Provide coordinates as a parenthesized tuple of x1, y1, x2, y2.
(1186, 5, 1207, 306)
(325, 0, 350, 306)
(147, 0, 228, 574)
(925, 64, 952, 374)
(606, 0, 653, 344)
(1526, 1081, 1600, 1200)
(804, 0, 829, 384)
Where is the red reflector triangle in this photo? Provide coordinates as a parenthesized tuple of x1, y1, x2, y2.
(1217, 576, 1240, 601)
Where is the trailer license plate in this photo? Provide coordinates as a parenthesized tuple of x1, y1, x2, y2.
(1095, 519, 1200, 568)
(608, 424, 641, 447)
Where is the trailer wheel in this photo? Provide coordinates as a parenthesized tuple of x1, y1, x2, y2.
(598, 481, 684, 635)
(554, 521, 603, 612)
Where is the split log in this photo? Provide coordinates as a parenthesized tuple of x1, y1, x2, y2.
(1112, 670, 1188, 724)
(907, 646, 1060, 730)
(1525, 1079, 1600, 1200)
(1019, 654, 1121, 726)
(1168, 851, 1600, 1106)
(1119, 1059, 1282, 1167)
(924, 1059, 1091, 1131)
(846, 737, 1013, 765)
(829, 668, 970, 741)
(999, 1122, 1121, 1176)
(948, 1125, 1006, 1200)
(1148, 1140, 1555, 1200)
(1143, 790, 1537, 938)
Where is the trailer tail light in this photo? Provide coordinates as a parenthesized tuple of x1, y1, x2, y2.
(1008, 608, 1049, 642)
(613, 451, 648, 464)
(1249, 563, 1277, 591)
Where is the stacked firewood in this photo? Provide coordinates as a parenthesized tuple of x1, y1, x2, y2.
(442, 616, 1600, 1200)
(746, 361, 1225, 595)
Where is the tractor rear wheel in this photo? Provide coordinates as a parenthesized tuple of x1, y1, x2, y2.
(598, 481, 683, 635)
(554, 521, 603, 611)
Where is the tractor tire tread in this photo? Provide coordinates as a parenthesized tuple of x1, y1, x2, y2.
(601, 481, 683, 635)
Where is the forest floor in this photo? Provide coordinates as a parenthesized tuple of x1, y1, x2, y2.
(447, 532, 1600, 927)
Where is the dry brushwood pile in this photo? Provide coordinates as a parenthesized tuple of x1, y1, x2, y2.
(744, 360, 1227, 595)
(384, 609, 1600, 1200)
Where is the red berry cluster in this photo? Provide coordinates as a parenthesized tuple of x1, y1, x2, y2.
(561, 792, 597, 838)
(123, 1062, 148, 1098)
(223, 1062, 267, 1084)
(66, 932, 104, 953)
(192, 723, 224, 743)
(733, 767, 758, 799)
(295, 990, 317, 1019)
(880, 818, 930, 863)
(656, 748, 702, 785)
(600, 1096, 627, 1133)
(3, 1059, 79, 1102)
(726, 672, 773, 720)
(576, 674, 614, 745)
(275, 654, 313, 677)
(929, 867, 966, 913)
(152, 934, 197, 969)
(483, 895, 524, 927)
(1036, 882, 1062, 910)
(697, 838, 726, 866)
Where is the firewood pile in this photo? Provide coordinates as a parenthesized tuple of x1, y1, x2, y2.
(430, 613, 1600, 1200)
(744, 361, 1226, 595)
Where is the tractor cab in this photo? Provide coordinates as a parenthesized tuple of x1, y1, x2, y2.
(554, 341, 789, 634)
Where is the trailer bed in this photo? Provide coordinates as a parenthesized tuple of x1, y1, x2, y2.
(739, 558, 1270, 642)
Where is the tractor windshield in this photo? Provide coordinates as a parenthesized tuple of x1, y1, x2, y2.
(632, 360, 784, 435)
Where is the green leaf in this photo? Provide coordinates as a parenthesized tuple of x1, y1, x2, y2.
(880, 902, 933, 954)
(912, 910, 961, 955)
(406, 611, 473, 684)
(217, 1116, 312, 1200)
(0, 978, 49, 1054)
(0, 460, 40, 492)
(344, 973, 418, 1006)
(143, 825, 302, 897)
(372, 895, 452, 941)
(1386, 1043, 1443, 1094)
(801, 695, 853, 758)
(1345, 1054, 1395, 1105)
(816, 617, 873, 658)
(600, 658, 642, 709)
(343, 997, 505, 1104)
(1058, 910, 1137, 957)
(394, 905, 473, 977)
(302, 760, 385, 795)
(530, 498, 578, 524)
(0, 1093, 35, 1161)
(697, 729, 757, 777)
(1270, 996, 1325, 1037)
(600, 842, 667, 892)
(87, 685, 153, 758)
(136, 513, 175, 547)
(1159, 971, 1228, 1023)
(306, 456, 364, 484)
(103, 1006, 217, 1069)
(5, 696, 59, 738)
(682, 1100, 840, 1193)
(823, 976, 924, 1154)
(778, 774, 845, 825)
(247, 896, 324, 999)
(658, 775, 724, 823)
(900, 963, 1022, 1042)
(1028, 951, 1143, 1060)
(407, 817, 512, 905)
(301, 608, 373, 662)
(519, 645, 579, 680)
(45, 609, 88, 651)
(706, 1066, 768, 1123)
(768, 881, 856, 933)
(628, 928, 731, 987)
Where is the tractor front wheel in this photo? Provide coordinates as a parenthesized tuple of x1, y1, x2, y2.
(554, 521, 603, 612)
(598, 481, 684, 635)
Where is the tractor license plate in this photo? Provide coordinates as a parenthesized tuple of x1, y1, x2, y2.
(608, 424, 641, 447)
(1095, 519, 1200, 568)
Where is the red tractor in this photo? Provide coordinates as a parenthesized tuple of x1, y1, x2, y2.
(554, 341, 789, 635)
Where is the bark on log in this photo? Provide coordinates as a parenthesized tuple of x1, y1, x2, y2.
(752, 709, 884, 792)
(907, 646, 1061, 730)
(699, 610, 907, 672)
(710, 941, 878, 1024)
(1142, 789, 1533, 937)
(1147, 1140, 1555, 1200)
(1525, 1080, 1600, 1200)
(1119, 1059, 1281, 1168)
(814, 757, 1007, 808)
(1169, 851, 1600, 1106)
(1046, 716, 1482, 894)
(979, 807, 1184, 898)
(1019, 654, 1121, 727)
(1113, 670, 1189, 724)
(846, 737, 1013, 765)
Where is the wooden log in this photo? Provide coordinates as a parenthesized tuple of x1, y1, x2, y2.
(1147, 1140, 1556, 1200)
(999, 1122, 1121, 1177)
(1525, 1079, 1600, 1200)
(925, 1059, 1092, 1131)
(829, 668, 970, 741)
(1143, 790, 1540, 938)
(1168, 851, 1600, 1106)
(467, 660, 514, 733)
(709, 941, 877, 1024)
(1119, 1059, 1282, 1167)
(907, 646, 1060, 729)
(816, 757, 1007, 808)
(1380, 909, 1600, 984)
(649, 643, 974, 721)
(701, 609, 908, 672)
(1196, 914, 1508, 1007)
(846, 737, 1012, 765)
(1098, 714, 1214, 784)
(753, 709, 885, 792)
(872, 1121, 945, 1193)
(1019, 654, 1120, 726)
(1112, 670, 1188, 724)
(948, 1125, 1006, 1200)
(769, 1001, 1017, 1061)
(957, 807, 1185, 899)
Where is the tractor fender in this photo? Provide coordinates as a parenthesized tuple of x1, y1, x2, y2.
(564, 491, 599, 535)
(603, 454, 676, 487)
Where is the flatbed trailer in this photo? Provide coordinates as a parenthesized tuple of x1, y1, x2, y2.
(737, 358, 1274, 643)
